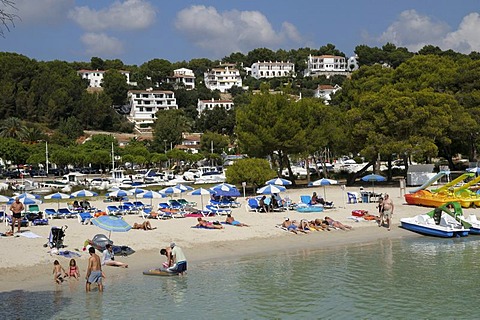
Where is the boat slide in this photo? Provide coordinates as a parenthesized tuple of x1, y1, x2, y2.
(432, 172, 474, 193)
(409, 171, 449, 194)
(453, 174, 480, 193)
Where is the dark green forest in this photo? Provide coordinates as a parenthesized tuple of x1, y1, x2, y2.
(1, 43, 480, 182)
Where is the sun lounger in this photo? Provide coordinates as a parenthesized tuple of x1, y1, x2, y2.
(78, 212, 93, 225)
(45, 208, 66, 219)
(246, 198, 260, 212)
(205, 204, 232, 216)
(58, 208, 77, 219)
(106, 205, 123, 215)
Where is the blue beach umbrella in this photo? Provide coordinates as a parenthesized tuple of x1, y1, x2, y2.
(190, 187, 214, 209)
(44, 192, 73, 210)
(0, 195, 12, 203)
(137, 190, 165, 206)
(210, 184, 240, 197)
(70, 189, 98, 198)
(361, 174, 386, 195)
(175, 184, 194, 192)
(160, 186, 184, 196)
(8, 197, 42, 206)
(266, 177, 292, 186)
(308, 178, 338, 199)
(16, 192, 41, 200)
(107, 189, 132, 198)
(91, 215, 132, 239)
(257, 185, 286, 195)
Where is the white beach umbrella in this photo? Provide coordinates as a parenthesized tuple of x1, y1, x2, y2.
(190, 187, 214, 210)
(309, 178, 338, 199)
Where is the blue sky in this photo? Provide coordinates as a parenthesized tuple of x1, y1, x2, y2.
(2, 0, 479, 65)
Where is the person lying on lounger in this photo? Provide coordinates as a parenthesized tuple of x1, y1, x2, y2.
(311, 218, 331, 231)
(324, 216, 352, 230)
(196, 217, 224, 229)
(281, 218, 307, 234)
(132, 221, 156, 230)
(225, 214, 249, 227)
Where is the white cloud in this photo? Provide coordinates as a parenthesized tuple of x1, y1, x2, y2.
(377, 10, 480, 54)
(378, 10, 450, 52)
(81, 32, 124, 57)
(443, 13, 480, 53)
(174, 5, 302, 57)
(69, 0, 156, 32)
(15, 0, 74, 25)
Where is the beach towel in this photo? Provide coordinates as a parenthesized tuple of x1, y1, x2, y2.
(58, 250, 81, 258)
(18, 231, 42, 238)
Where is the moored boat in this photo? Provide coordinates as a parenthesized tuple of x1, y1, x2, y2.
(400, 207, 469, 238)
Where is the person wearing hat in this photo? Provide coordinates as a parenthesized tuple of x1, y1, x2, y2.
(9, 197, 25, 235)
(166, 243, 187, 275)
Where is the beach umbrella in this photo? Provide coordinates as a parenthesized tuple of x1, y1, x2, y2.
(16, 192, 41, 200)
(309, 178, 338, 200)
(106, 189, 133, 202)
(44, 192, 73, 210)
(175, 184, 194, 192)
(8, 197, 42, 206)
(91, 215, 132, 239)
(266, 177, 292, 186)
(0, 195, 12, 203)
(257, 185, 286, 195)
(210, 184, 241, 197)
(137, 190, 165, 206)
(128, 187, 146, 203)
(70, 189, 98, 198)
(190, 187, 214, 210)
(160, 186, 184, 196)
(361, 174, 386, 195)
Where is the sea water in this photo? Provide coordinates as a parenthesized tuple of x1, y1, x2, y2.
(3, 236, 480, 320)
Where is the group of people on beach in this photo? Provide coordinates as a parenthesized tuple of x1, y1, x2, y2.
(53, 241, 187, 291)
(281, 216, 352, 234)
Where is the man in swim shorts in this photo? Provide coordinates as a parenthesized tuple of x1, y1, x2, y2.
(9, 197, 24, 235)
(167, 243, 187, 275)
(86, 247, 104, 292)
(225, 214, 249, 227)
(382, 193, 394, 231)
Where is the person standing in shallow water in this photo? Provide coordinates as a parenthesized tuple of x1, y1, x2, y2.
(382, 194, 394, 231)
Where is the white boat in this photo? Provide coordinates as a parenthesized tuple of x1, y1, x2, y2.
(400, 210, 469, 238)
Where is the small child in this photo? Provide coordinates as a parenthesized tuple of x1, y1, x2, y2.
(53, 260, 67, 284)
(68, 258, 80, 280)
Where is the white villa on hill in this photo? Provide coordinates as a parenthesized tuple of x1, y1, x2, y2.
(77, 69, 135, 87)
(304, 55, 349, 77)
(250, 61, 295, 79)
(204, 66, 242, 92)
(166, 68, 195, 90)
(197, 98, 234, 117)
(127, 89, 178, 129)
(314, 84, 342, 104)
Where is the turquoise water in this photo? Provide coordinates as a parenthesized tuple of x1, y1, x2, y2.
(3, 237, 480, 319)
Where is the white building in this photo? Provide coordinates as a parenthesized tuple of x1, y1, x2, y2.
(127, 89, 178, 128)
(77, 69, 135, 87)
(304, 55, 348, 77)
(314, 84, 342, 104)
(197, 98, 234, 117)
(347, 55, 360, 72)
(250, 61, 295, 79)
(166, 68, 195, 90)
(204, 66, 242, 92)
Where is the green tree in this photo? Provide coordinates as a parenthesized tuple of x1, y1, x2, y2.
(57, 116, 84, 140)
(152, 109, 191, 152)
(0, 117, 25, 139)
(102, 70, 128, 105)
(200, 131, 229, 154)
(225, 158, 275, 188)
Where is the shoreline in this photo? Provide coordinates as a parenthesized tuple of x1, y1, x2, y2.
(0, 186, 433, 292)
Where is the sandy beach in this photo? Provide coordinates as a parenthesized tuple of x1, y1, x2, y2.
(0, 184, 436, 292)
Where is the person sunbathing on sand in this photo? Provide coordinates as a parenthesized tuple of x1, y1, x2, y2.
(225, 214, 249, 227)
(281, 218, 307, 234)
(132, 221, 156, 230)
(311, 218, 331, 231)
(324, 216, 352, 230)
(196, 217, 224, 229)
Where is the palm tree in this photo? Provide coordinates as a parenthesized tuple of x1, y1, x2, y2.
(0, 117, 26, 139)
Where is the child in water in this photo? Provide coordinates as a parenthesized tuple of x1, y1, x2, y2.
(53, 260, 67, 284)
(68, 258, 80, 280)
